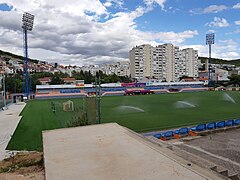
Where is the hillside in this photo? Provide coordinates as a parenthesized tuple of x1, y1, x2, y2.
(0, 49, 39, 64)
(1, 49, 240, 66)
(199, 56, 240, 66)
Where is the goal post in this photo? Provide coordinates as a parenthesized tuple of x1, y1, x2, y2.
(63, 100, 74, 111)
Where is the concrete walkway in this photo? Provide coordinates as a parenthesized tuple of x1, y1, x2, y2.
(0, 102, 26, 160)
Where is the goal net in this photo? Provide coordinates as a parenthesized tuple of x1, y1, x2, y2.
(63, 100, 74, 111)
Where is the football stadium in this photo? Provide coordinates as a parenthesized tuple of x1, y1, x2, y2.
(5, 81, 240, 150)
(1, 81, 240, 179)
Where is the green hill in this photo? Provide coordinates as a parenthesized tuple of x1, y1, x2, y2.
(1, 49, 240, 66)
(199, 56, 240, 66)
(0, 49, 39, 64)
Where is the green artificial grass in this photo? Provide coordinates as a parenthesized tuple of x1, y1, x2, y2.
(6, 91, 240, 151)
(101, 91, 240, 131)
(7, 98, 83, 151)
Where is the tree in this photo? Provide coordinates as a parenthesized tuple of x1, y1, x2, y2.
(179, 75, 190, 81)
(227, 74, 240, 87)
(50, 75, 64, 85)
(5, 74, 23, 93)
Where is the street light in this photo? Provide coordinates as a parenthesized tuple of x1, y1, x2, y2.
(206, 33, 215, 87)
(22, 12, 34, 99)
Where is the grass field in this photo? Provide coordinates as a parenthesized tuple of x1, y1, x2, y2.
(7, 98, 84, 151)
(7, 91, 240, 151)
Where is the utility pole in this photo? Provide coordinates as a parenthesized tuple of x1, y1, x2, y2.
(2, 72, 7, 110)
(95, 75, 101, 124)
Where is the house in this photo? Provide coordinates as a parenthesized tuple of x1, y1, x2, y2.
(38, 77, 52, 85)
(62, 78, 76, 85)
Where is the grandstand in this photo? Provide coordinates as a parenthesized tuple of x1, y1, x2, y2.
(146, 119, 240, 141)
(35, 84, 87, 99)
(35, 81, 207, 99)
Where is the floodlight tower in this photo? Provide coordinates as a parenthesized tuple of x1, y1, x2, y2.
(22, 12, 34, 99)
(206, 33, 214, 87)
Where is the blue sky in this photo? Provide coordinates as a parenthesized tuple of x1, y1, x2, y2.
(0, 3, 12, 11)
(0, 0, 239, 65)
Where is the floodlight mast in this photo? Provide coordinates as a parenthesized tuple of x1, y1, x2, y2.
(206, 33, 214, 87)
(22, 12, 34, 99)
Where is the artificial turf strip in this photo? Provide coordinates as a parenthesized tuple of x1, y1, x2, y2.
(6, 98, 83, 151)
(6, 91, 240, 151)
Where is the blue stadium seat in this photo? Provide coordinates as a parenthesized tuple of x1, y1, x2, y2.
(191, 124, 206, 131)
(207, 122, 216, 130)
(234, 119, 240, 125)
(216, 121, 225, 128)
(174, 130, 179, 134)
(162, 131, 174, 138)
(179, 127, 189, 135)
(153, 133, 161, 139)
(225, 120, 234, 127)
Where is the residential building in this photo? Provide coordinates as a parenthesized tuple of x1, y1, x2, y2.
(153, 43, 180, 82)
(62, 77, 76, 85)
(211, 68, 229, 81)
(180, 48, 198, 78)
(130, 44, 152, 80)
(38, 77, 52, 85)
(130, 44, 198, 82)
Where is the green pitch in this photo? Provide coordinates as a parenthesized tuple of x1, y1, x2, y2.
(7, 98, 84, 151)
(7, 91, 240, 151)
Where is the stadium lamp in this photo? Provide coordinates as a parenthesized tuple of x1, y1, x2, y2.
(206, 33, 215, 87)
(22, 12, 34, 31)
(22, 12, 34, 99)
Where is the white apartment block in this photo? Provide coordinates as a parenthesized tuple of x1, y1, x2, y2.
(211, 68, 229, 81)
(101, 61, 130, 77)
(130, 44, 152, 80)
(130, 44, 199, 82)
(180, 48, 198, 78)
(153, 43, 180, 82)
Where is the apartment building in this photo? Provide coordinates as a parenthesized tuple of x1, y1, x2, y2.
(102, 62, 130, 77)
(130, 44, 199, 82)
(180, 48, 198, 78)
(130, 44, 152, 80)
(152, 43, 180, 82)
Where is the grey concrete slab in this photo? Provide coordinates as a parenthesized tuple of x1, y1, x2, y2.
(43, 123, 214, 180)
(0, 102, 26, 160)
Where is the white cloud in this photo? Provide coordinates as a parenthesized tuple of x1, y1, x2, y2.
(144, 0, 166, 10)
(235, 20, 240, 25)
(0, 0, 190, 66)
(207, 29, 215, 33)
(1, 0, 237, 66)
(104, 0, 124, 8)
(203, 5, 227, 13)
(183, 39, 239, 60)
(234, 29, 240, 34)
(190, 5, 227, 14)
(154, 30, 199, 44)
(233, 3, 240, 9)
(206, 17, 229, 27)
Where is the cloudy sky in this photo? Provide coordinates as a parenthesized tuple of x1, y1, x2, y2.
(0, 0, 239, 66)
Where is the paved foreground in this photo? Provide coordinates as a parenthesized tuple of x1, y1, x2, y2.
(0, 103, 26, 160)
(43, 123, 224, 180)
